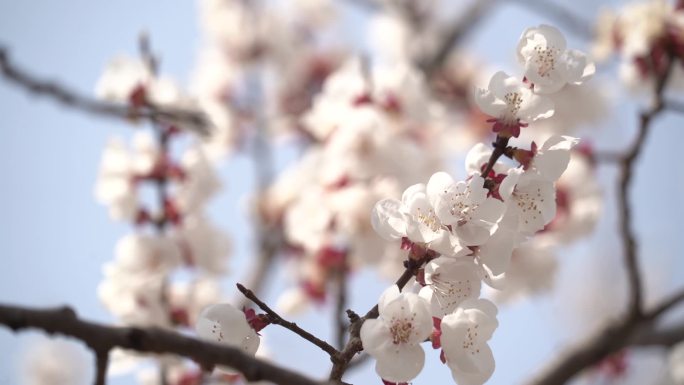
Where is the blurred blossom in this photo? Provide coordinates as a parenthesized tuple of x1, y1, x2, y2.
(21, 337, 91, 385)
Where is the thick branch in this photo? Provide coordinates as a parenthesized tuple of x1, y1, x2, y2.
(236, 283, 341, 359)
(0, 48, 210, 136)
(0, 304, 328, 385)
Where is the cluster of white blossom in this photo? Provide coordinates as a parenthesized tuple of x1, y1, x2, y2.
(93, 56, 232, 382)
(191, 0, 341, 158)
(593, 0, 684, 88)
(361, 24, 594, 384)
(261, 57, 463, 314)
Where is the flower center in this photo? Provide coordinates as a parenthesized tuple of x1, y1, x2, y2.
(430, 273, 473, 312)
(513, 186, 544, 225)
(533, 45, 558, 78)
(462, 324, 481, 355)
(415, 207, 441, 233)
(390, 318, 414, 345)
(503, 92, 523, 120)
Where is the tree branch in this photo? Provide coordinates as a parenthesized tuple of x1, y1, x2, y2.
(236, 283, 341, 359)
(0, 304, 330, 385)
(0, 48, 211, 136)
(525, 52, 678, 385)
(420, 0, 497, 76)
(618, 55, 675, 318)
(334, 269, 349, 350)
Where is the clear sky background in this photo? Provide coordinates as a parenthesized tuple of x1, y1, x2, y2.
(0, 1, 683, 385)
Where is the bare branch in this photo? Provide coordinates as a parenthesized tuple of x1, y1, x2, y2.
(633, 321, 684, 348)
(236, 283, 341, 359)
(646, 288, 684, 320)
(0, 48, 211, 136)
(618, 56, 675, 318)
(94, 349, 109, 385)
(420, 0, 497, 75)
(525, 52, 679, 385)
(334, 269, 349, 350)
(0, 304, 329, 385)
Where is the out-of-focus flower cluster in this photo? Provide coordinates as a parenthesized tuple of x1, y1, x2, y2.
(93, 53, 232, 382)
(593, 0, 684, 89)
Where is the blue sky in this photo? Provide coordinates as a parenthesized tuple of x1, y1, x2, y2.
(0, 1, 683, 385)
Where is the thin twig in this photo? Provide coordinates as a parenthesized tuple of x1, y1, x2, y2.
(645, 288, 684, 320)
(236, 283, 341, 359)
(334, 269, 349, 350)
(420, 0, 497, 75)
(0, 48, 211, 136)
(0, 304, 328, 385)
(618, 55, 675, 318)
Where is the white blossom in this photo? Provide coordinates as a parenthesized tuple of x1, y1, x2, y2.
(360, 285, 433, 382)
(427, 172, 505, 246)
(517, 25, 595, 93)
(441, 299, 499, 385)
(474, 71, 553, 137)
(196, 303, 260, 355)
(419, 256, 481, 317)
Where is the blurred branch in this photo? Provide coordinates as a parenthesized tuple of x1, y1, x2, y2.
(236, 283, 341, 358)
(505, 0, 593, 39)
(526, 289, 684, 385)
(420, 0, 497, 75)
(334, 269, 349, 350)
(526, 53, 678, 385)
(94, 349, 109, 385)
(0, 47, 211, 136)
(618, 56, 674, 318)
(0, 304, 329, 385)
(633, 321, 684, 348)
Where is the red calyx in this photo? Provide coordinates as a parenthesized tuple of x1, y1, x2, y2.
(243, 308, 270, 333)
(431, 317, 442, 349)
(128, 84, 148, 109)
(352, 92, 373, 107)
(513, 141, 537, 170)
(487, 118, 527, 138)
(316, 246, 348, 270)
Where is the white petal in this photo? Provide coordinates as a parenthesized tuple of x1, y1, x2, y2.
(447, 344, 495, 385)
(378, 285, 401, 314)
(371, 199, 407, 240)
(473, 198, 506, 224)
(455, 222, 491, 246)
(360, 318, 391, 356)
(473, 88, 506, 117)
(478, 226, 516, 275)
(518, 91, 554, 121)
(427, 171, 455, 208)
(375, 344, 425, 383)
(561, 49, 594, 84)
